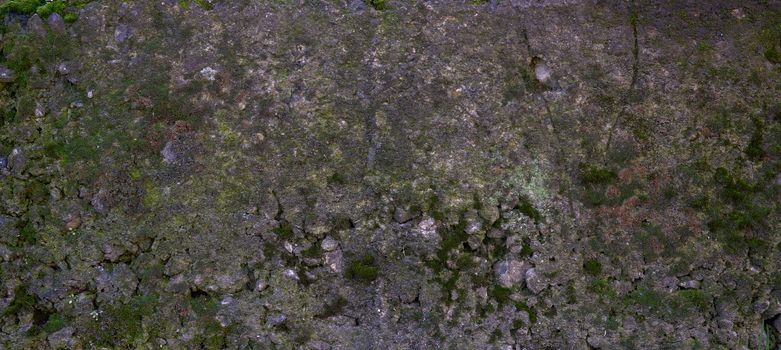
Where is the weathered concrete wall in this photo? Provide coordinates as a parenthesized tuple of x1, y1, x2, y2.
(0, 0, 779, 348)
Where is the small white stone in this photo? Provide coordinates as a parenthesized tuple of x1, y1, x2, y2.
(255, 278, 268, 292)
(161, 141, 175, 164)
(417, 217, 437, 239)
(321, 236, 339, 251)
(34, 103, 45, 117)
(283, 269, 299, 280)
(201, 67, 218, 81)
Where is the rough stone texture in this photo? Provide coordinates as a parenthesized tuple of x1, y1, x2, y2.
(0, 0, 780, 349)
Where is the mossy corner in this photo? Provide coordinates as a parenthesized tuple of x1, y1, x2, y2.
(346, 255, 379, 282)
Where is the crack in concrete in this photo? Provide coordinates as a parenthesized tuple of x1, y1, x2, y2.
(604, 6, 641, 165)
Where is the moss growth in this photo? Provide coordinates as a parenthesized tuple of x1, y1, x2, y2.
(625, 288, 664, 312)
(624, 286, 712, 319)
(0, 0, 42, 15)
(179, 0, 214, 10)
(514, 300, 537, 323)
(490, 328, 503, 342)
(713, 167, 753, 203)
(455, 253, 477, 270)
(15, 92, 35, 119)
(589, 278, 616, 298)
(511, 319, 525, 329)
(440, 272, 460, 304)
(44, 135, 101, 166)
(317, 296, 347, 319)
(301, 243, 321, 258)
(16, 220, 37, 244)
(0, 0, 85, 20)
(331, 215, 353, 231)
(327, 171, 347, 185)
(3, 285, 36, 316)
(202, 321, 227, 350)
(606, 313, 621, 330)
(515, 195, 542, 223)
(677, 289, 709, 312)
(583, 259, 602, 276)
(579, 164, 620, 207)
(63, 12, 77, 22)
(35, 0, 65, 17)
(745, 118, 765, 161)
(766, 46, 781, 64)
(580, 165, 617, 185)
(703, 166, 774, 253)
(364, 0, 387, 11)
(519, 239, 534, 257)
(431, 220, 469, 270)
(489, 285, 512, 304)
(584, 188, 608, 207)
(565, 283, 578, 304)
(189, 292, 219, 316)
(42, 313, 65, 333)
(346, 255, 379, 282)
(87, 294, 159, 347)
(142, 179, 161, 208)
(637, 223, 666, 260)
(273, 220, 294, 239)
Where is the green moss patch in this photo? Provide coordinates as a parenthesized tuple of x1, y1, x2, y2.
(580, 165, 618, 185)
(3, 285, 36, 316)
(364, 0, 387, 11)
(273, 220, 295, 239)
(42, 313, 65, 333)
(87, 294, 160, 347)
(515, 195, 542, 223)
(583, 259, 602, 276)
(346, 255, 379, 282)
(0, 0, 86, 20)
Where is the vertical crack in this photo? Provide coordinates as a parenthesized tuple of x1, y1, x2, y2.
(604, 6, 641, 164)
(366, 108, 378, 171)
(512, 7, 579, 228)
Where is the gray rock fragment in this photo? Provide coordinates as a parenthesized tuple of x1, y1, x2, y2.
(321, 236, 339, 252)
(255, 278, 268, 292)
(266, 314, 286, 327)
(494, 259, 527, 288)
(47, 13, 66, 34)
(8, 148, 26, 176)
(213, 272, 248, 293)
(525, 268, 547, 294)
(325, 250, 344, 273)
(161, 141, 176, 164)
(27, 14, 47, 37)
(165, 274, 188, 293)
(102, 241, 126, 262)
(115, 24, 129, 43)
(754, 299, 770, 315)
(95, 263, 138, 303)
(91, 188, 109, 213)
(679, 279, 700, 289)
(57, 61, 81, 76)
(47, 327, 76, 349)
(348, 0, 366, 12)
(0, 66, 15, 83)
(283, 269, 299, 281)
(393, 206, 414, 223)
